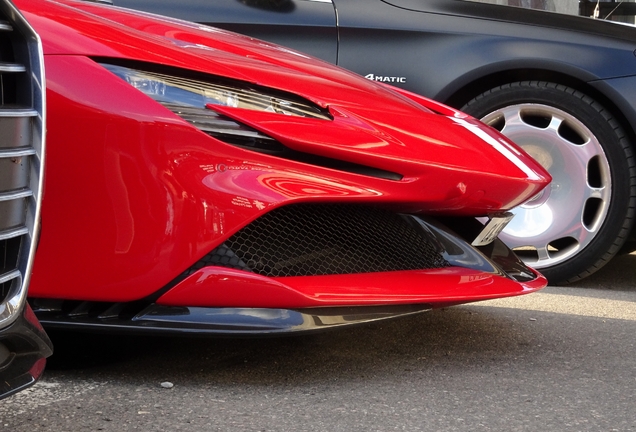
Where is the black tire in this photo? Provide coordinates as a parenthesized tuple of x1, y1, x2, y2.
(462, 81, 636, 284)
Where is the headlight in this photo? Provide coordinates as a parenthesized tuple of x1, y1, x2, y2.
(98, 61, 400, 180)
(101, 63, 331, 120)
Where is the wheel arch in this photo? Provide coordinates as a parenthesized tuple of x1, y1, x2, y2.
(441, 66, 636, 157)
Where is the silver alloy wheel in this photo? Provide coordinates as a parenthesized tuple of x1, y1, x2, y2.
(481, 103, 612, 269)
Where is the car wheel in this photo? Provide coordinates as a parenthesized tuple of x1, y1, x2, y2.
(462, 81, 636, 284)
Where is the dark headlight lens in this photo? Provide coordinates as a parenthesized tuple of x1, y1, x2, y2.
(101, 63, 330, 119)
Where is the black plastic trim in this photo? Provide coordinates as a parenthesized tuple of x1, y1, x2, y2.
(32, 302, 431, 336)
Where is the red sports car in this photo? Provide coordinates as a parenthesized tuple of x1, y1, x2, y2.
(17, 0, 550, 335)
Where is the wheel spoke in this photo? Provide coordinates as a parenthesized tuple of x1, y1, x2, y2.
(586, 186, 605, 200)
(497, 105, 523, 132)
(536, 245, 551, 261)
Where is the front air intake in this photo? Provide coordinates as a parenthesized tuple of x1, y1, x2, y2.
(0, 2, 45, 328)
(187, 204, 451, 277)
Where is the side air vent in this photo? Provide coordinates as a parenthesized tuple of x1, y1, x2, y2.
(186, 204, 451, 277)
(0, 2, 45, 328)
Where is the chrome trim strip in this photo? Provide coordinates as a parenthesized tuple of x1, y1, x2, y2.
(0, 226, 28, 242)
(0, 147, 36, 158)
(0, 20, 10, 31)
(0, 62, 25, 73)
(0, 108, 37, 117)
(0, 188, 32, 202)
(0, 269, 20, 285)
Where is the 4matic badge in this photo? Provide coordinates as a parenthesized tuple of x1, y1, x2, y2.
(364, 73, 406, 84)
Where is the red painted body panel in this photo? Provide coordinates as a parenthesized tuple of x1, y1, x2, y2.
(157, 267, 546, 309)
(18, 0, 550, 313)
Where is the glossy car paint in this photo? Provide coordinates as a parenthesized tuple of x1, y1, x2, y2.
(16, 0, 549, 333)
(114, 0, 636, 285)
(157, 267, 544, 309)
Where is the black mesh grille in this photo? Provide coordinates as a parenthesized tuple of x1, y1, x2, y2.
(189, 204, 450, 277)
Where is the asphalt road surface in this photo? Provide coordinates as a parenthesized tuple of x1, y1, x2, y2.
(2, 254, 635, 431)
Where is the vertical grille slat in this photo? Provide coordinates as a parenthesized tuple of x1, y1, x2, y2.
(0, 1, 45, 328)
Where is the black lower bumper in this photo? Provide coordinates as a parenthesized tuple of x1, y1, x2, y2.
(0, 304, 53, 399)
(32, 302, 432, 336)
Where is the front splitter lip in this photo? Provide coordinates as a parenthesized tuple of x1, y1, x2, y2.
(36, 303, 432, 336)
(33, 266, 545, 337)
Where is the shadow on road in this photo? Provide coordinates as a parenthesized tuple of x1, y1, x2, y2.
(567, 252, 636, 291)
(44, 305, 542, 384)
